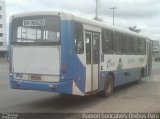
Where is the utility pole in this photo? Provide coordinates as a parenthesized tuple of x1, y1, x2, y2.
(110, 7, 117, 26)
(95, 0, 99, 21)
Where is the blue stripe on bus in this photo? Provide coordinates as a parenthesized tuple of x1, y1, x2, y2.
(60, 20, 73, 81)
(72, 54, 86, 92)
(61, 20, 86, 93)
(99, 67, 141, 91)
(10, 76, 73, 94)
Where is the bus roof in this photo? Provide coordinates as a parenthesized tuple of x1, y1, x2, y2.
(11, 11, 150, 40)
(73, 15, 149, 39)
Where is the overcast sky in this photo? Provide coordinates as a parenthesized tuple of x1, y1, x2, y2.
(5, 0, 160, 41)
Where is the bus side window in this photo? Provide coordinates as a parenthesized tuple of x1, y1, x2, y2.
(122, 34, 125, 54)
(102, 29, 114, 54)
(125, 35, 132, 55)
(140, 39, 146, 55)
(133, 37, 140, 55)
(75, 22, 84, 54)
(114, 32, 124, 55)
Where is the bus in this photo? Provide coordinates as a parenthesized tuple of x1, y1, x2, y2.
(9, 11, 152, 97)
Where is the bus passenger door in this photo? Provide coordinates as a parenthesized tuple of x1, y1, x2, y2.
(85, 31, 100, 92)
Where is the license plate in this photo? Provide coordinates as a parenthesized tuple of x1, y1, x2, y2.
(30, 75, 41, 81)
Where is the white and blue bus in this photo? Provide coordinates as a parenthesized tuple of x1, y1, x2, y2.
(9, 11, 152, 97)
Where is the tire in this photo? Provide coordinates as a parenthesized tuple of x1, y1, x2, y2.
(103, 75, 114, 97)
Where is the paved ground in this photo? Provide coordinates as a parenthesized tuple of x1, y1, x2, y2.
(0, 61, 160, 113)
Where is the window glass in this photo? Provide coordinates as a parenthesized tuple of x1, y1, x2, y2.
(85, 32, 91, 64)
(114, 32, 124, 54)
(102, 29, 114, 54)
(0, 33, 3, 37)
(140, 38, 146, 55)
(125, 35, 132, 55)
(133, 37, 140, 55)
(12, 15, 60, 45)
(74, 22, 84, 54)
(93, 33, 100, 64)
(0, 42, 3, 46)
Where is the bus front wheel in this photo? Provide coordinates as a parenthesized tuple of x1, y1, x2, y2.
(103, 75, 114, 97)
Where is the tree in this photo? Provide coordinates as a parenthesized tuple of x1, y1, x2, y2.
(128, 25, 141, 33)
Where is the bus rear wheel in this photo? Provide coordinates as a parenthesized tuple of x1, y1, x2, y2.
(103, 75, 114, 97)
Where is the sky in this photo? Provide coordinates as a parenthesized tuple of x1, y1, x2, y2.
(5, 0, 160, 41)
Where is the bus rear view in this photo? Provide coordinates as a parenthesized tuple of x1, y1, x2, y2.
(9, 13, 70, 94)
(12, 15, 60, 78)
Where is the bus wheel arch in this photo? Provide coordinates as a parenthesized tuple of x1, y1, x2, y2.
(103, 72, 115, 97)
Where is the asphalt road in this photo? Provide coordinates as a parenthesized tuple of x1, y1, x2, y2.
(0, 61, 160, 113)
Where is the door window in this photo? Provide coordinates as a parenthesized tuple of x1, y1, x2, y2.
(85, 32, 92, 64)
(93, 33, 100, 64)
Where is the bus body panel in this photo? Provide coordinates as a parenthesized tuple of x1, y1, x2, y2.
(99, 67, 141, 91)
(99, 54, 146, 91)
(10, 76, 73, 94)
(12, 46, 60, 76)
(60, 20, 86, 95)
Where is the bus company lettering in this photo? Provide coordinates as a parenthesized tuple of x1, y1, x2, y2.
(106, 59, 115, 68)
(23, 19, 45, 27)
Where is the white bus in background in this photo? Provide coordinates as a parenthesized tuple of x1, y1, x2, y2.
(9, 11, 152, 97)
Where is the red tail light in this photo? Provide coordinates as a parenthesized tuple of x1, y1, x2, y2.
(61, 64, 67, 74)
(60, 64, 67, 80)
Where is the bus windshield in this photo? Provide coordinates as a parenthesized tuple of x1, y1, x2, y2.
(11, 15, 60, 45)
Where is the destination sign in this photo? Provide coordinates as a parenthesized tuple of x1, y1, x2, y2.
(23, 19, 46, 27)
